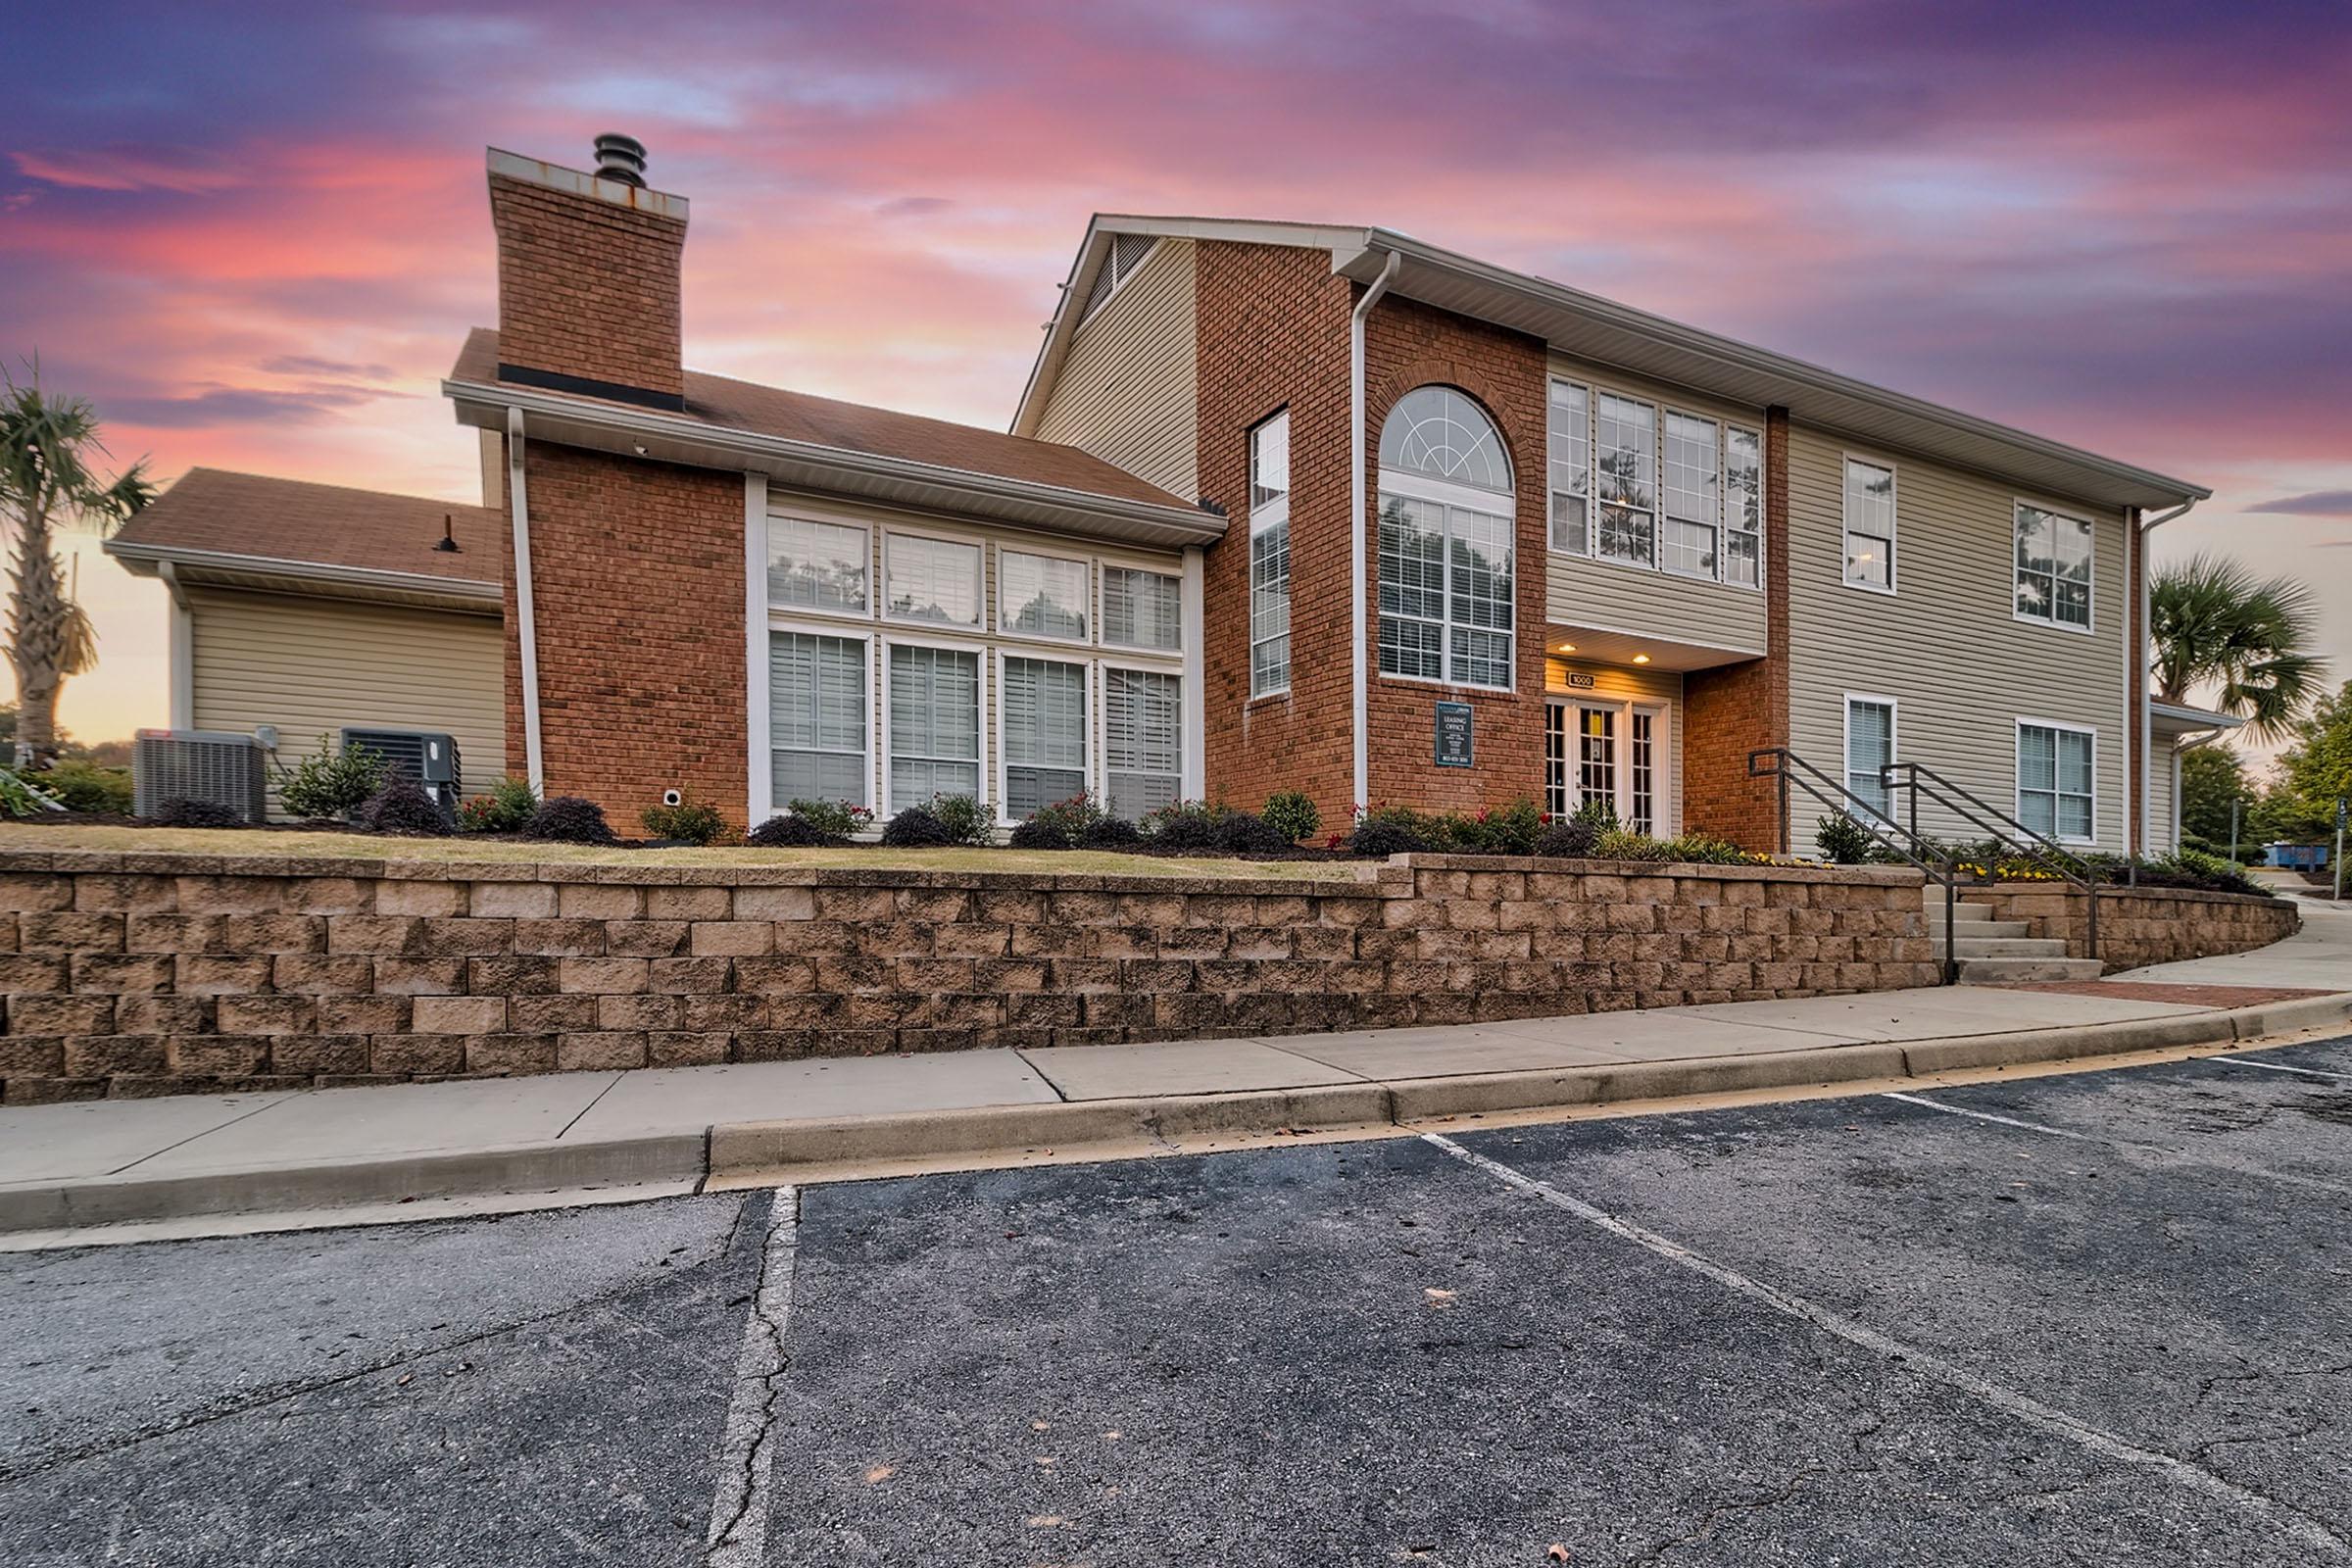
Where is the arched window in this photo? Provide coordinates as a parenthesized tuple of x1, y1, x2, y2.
(1377, 386, 1515, 690)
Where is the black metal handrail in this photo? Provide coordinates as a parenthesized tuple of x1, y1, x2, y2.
(1881, 760, 2101, 961)
(1748, 748, 1960, 984)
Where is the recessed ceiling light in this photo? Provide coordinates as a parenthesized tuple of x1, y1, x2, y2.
(1633, 653, 1652, 664)
(1556, 643, 1577, 654)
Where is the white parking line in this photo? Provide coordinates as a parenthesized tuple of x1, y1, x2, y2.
(2205, 1055, 2352, 1082)
(706, 1187, 799, 1568)
(1422, 1131, 2350, 1557)
(1879, 1091, 2092, 1140)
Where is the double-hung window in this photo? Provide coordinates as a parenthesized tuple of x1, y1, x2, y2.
(1102, 565, 1181, 652)
(1843, 459, 1896, 590)
(999, 656, 1086, 820)
(1593, 392, 1656, 566)
(1104, 666, 1182, 822)
(1661, 412, 1721, 579)
(999, 548, 1089, 641)
(887, 644, 981, 811)
(1547, 380, 1592, 554)
(1845, 697, 1895, 822)
(1249, 412, 1291, 697)
(769, 631, 867, 804)
(886, 533, 983, 627)
(2018, 721, 2095, 843)
(1724, 426, 1763, 587)
(2015, 504, 2093, 630)
(768, 515, 867, 613)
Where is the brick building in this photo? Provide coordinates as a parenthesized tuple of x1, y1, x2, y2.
(113, 137, 2217, 855)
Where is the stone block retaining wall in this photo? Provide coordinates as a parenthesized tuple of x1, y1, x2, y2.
(0, 851, 1941, 1102)
(1971, 882, 2300, 974)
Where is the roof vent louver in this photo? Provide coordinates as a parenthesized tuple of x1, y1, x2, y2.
(1077, 233, 1160, 325)
(593, 132, 648, 188)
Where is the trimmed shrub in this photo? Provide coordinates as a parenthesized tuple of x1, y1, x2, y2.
(1008, 814, 1073, 850)
(521, 796, 617, 845)
(785, 798, 873, 838)
(1348, 818, 1433, 858)
(879, 804, 956, 847)
(1815, 812, 1877, 865)
(1535, 816, 1601, 858)
(353, 776, 453, 835)
(1081, 815, 1142, 849)
(274, 734, 388, 820)
(1593, 829, 1678, 861)
(458, 775, 539, 834)
(1435, 798, 1544, 856)
(152, 796, 244, 829)
(1141, 800, 1225, 851)
(1656, 834, 1752, 866)
(42, 760, 132, 815)
(1261, 790, 1320, 846)
(642, 793, 726, 846)
(1215, 810, 1288, 855)
(926, 793, 997, 847)
(746, 813, 842, 848)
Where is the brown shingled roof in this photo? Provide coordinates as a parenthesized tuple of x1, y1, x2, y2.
(109, 468, 501, 585)
(451, 328, 1189, 511)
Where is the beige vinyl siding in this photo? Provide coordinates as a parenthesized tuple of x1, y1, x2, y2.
(188, 588, 505, 817)
(1033, 239, 1199, 499)
(1545, 658, 1685, 834)
(1543, 352, 1767, 655)
(2152, 749, 2181, 854)
(1783, 425, 2130, 851)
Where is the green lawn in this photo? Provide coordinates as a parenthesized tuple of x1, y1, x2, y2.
(0, 821, 1369, 881)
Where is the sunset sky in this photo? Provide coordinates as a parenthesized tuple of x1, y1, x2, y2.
(4, 1, 2346, 755)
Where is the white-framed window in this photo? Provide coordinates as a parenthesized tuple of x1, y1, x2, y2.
(2018, 719, 2096, 843)
(1724, 426, 1763, 588)
(1102, 565, 1181, 652)
(1593, 391, 1657, 567)
(1377, 386, 1515, 691)
(885, 641, 983, 811)
(767, 514, 868, 614)
(1547, 379, 1591, 554)
(2015, 503, 2093, 631)
(1249, 410, 1291, 697)
(769, 629, 869, 805)
(1104, 666, 1182, 822)
(999, 548, 1089, 642)
(999, 655, 1087, 820)
(1842, 458, 1896, 592)
(884, 532, 983, 628)
(1661, 412, 1721, 580)
(1844, 695, 1896, 822)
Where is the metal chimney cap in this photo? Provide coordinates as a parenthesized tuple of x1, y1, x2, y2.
(593, 132, 648, 188)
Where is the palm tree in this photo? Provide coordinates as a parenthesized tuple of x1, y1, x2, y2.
(2149, 553, 2328, 743)
(0, 364, 152, 768)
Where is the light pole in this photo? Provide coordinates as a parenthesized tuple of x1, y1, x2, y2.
(2229, 797, 2240, 865)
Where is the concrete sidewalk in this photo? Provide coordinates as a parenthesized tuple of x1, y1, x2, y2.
(6, 942, 2348, 1245)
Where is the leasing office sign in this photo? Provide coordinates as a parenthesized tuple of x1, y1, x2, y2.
(1434, 702, 1474, 767)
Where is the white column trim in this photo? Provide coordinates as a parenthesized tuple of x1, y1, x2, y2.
(507, 409, 545, 793)
(743, 472, 770, 827)
(1348, 249, 1401, 813)
(158, 561, 194, 730)
(1180, 545, 1205, 801)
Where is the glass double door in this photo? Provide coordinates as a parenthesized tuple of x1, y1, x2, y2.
(1545, 701, 1664, 836)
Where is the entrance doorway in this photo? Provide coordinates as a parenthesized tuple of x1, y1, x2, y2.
(1545, 700, 1668, 835)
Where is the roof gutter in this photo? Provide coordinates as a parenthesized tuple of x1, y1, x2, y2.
(104, 539, 500, 604)
(444, 377, 1222, 549)
(2135, 498, 2198, 860)
(1349, 248, 1401, 813)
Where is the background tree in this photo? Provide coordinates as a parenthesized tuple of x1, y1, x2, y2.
(2149, 553, 2328, 742)
(2177, 743, 2252, 851)
(2272, 679, 2352, 842)
(0, 367, 152, 768)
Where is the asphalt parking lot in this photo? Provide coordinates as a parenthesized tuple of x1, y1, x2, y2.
(5, 1037, 2350, 1566)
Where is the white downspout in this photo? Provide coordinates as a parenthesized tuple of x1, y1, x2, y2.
(2135, 498, 2196, 857)
(1348, 249, 1401, 812)
(508, 408, 546, 794)
(1180, 545, 1206, 801)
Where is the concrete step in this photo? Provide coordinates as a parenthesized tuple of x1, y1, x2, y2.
(1925, 899, 1999, 921)
(1947, 937, 2072, 959)
(1954, 956, 2106, 985)
(1927, 918, 2033, 940)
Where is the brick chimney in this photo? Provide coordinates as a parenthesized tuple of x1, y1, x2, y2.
(486, 135, 689, 411)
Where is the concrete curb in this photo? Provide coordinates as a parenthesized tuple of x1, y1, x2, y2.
(6, 994, 2346, 1236)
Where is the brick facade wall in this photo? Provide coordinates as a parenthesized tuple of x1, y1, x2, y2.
(1193, 241, 1356, 822)
(1681, 405, 1793, 853)
(1972, 883, 2296, 973)
(487, 172, 686, 401)
(504, 445, 747, 828)
(0, 850, 1945, 1102)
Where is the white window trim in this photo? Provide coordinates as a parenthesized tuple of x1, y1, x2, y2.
(881, 526, 986, 633)
(996, 543, 1094, 647)
(1248, 409, 1292, 699)
(1842, 691, 1900, 821)
(2015, 715, 2099, 846)
(1546, 374, 1763, 594)
(2011, 499, 2097, 637)
(766, 617, 878, 818)
(1101, 659, 1185, 822)
(1376, 466, 1518, 695)
(880, 632, 990, 818)
(1840, 453, 1899, 596)
(1100, 563, 1185, 655)
(993, 648, 1090, 824)
(763, 507, 873, 624)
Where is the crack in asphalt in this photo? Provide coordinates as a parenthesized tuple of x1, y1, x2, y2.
(704, 1186, 800, 1568)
